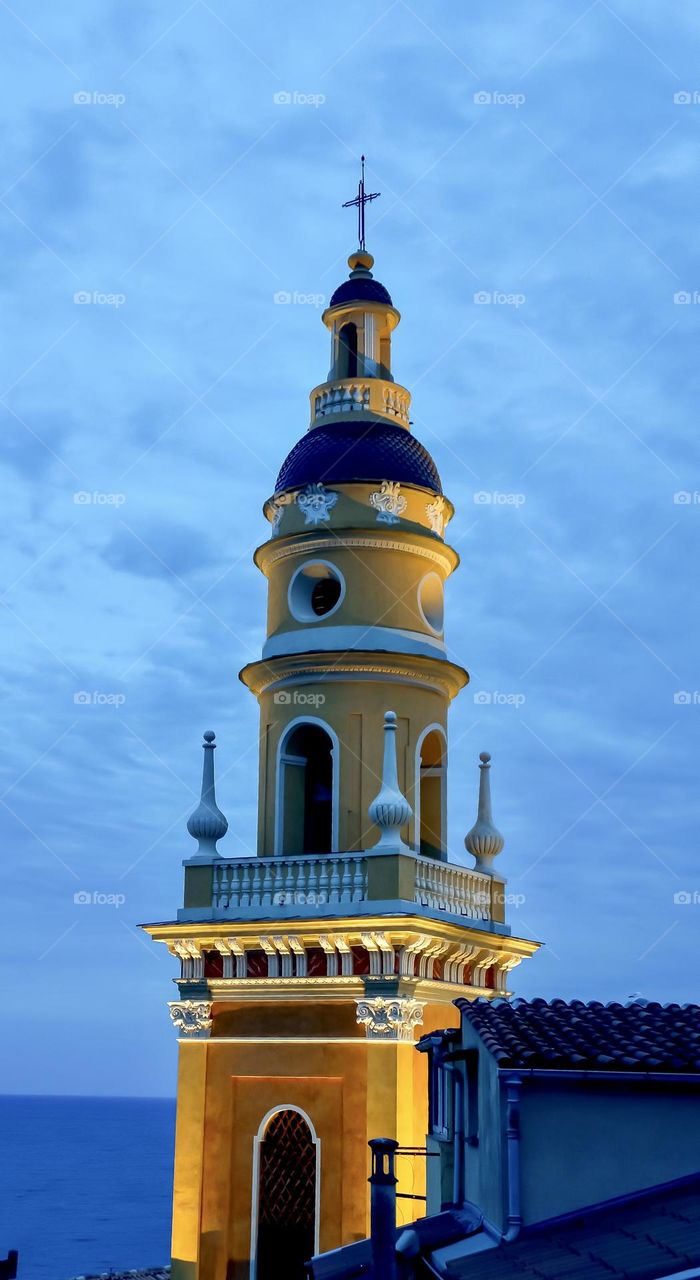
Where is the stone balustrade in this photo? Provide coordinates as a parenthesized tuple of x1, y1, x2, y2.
(183, 850, 501, 927)
(414, 854, 492, 921)
(309, 377, 411, 428)
(213, 853, 367, 911)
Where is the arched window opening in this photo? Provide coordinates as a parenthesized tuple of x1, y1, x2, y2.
(337, 322, 358, 378)
(280, 723, 334, 854)
(419, 729, 446, 858)
(255, 1109, 317, 1280)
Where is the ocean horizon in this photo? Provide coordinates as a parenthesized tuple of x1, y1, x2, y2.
(0, 1095, 175, 1280)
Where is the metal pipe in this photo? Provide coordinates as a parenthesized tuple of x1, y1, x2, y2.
(445, 1063, 465, 1206)
(369, 1138, 399, 1280)
(502, 1074, 522, 1242)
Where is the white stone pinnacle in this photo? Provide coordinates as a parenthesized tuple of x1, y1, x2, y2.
(465, 750, 505, 874)
(368, 710, 413, 855)
(186, 730, 228, 858)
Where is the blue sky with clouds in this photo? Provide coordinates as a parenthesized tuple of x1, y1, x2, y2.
(1, 1, 699, 1097)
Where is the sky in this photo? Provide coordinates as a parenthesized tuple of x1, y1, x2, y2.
(1, 0, 699, 1097)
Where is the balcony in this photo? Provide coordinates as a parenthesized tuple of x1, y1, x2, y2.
(309, 377, 411, 428)
(179, 850, 509, 934)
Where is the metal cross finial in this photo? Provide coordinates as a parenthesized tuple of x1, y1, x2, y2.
(342, 155, 380, 251)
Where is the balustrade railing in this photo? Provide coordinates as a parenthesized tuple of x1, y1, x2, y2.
(208, 851, 494, 923)
(413, 855, 491, 921)
(310, 378, 411, 428)
(213, 853, 367, 911)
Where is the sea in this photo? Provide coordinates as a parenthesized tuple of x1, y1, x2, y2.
(0, 1096, 176, 1280)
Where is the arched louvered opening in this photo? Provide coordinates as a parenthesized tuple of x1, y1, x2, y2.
(254, 1108, 318, 1280)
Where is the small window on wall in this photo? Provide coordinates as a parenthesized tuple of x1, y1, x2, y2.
(288, 561, 345, 623)
(430, 1062, 450, 1137)
(417, 572, 444, 635)
(311, 577, 341, 616)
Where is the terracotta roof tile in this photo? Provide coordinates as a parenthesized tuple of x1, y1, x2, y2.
(453, 997, 700, 1072)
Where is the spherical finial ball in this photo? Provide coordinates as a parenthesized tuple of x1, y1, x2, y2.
(384, 710, 397, 726)
(348, 249, 374, 272)
(479, 751, 491, 763)
(203, 730, 216, 744)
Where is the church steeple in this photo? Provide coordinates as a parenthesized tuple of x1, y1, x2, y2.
(144, 179, 539, 1280)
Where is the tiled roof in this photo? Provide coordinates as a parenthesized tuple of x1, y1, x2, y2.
(275, 421, 442, 495)
(329, 276, 393, 308)
(454, 997, 700, 1072)
(441, 1172, 700, 1280)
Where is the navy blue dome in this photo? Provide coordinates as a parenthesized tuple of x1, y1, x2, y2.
(275, 421, 442, 495)
(329, 277, 393, 308)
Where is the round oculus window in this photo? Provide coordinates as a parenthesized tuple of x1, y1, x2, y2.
(288, 561, 345, 623)
(417, 572, 444, 634)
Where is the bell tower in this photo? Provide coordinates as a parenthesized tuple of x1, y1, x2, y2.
(143, 176, 539, 1280)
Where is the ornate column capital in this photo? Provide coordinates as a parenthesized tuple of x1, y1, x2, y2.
(355, 995, 425, 1041)
(168, 1000, 213, 1039)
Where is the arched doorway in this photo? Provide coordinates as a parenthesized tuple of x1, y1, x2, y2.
(417, 727, 446, 858)
(254, 1108, 319, 1280)
(337, 321, 358, 378)
(277, 721, 337, 854)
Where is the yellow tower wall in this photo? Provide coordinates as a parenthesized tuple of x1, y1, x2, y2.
(255, 677, 448, 855)
(169, 998, 461, 1280)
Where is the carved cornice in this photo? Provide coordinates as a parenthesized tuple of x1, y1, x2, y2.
(257, 533, 456, 576)
(240, 652, 468, 700)
(355, 996, 425, 1041)
(168, 1000, 213, 1039)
